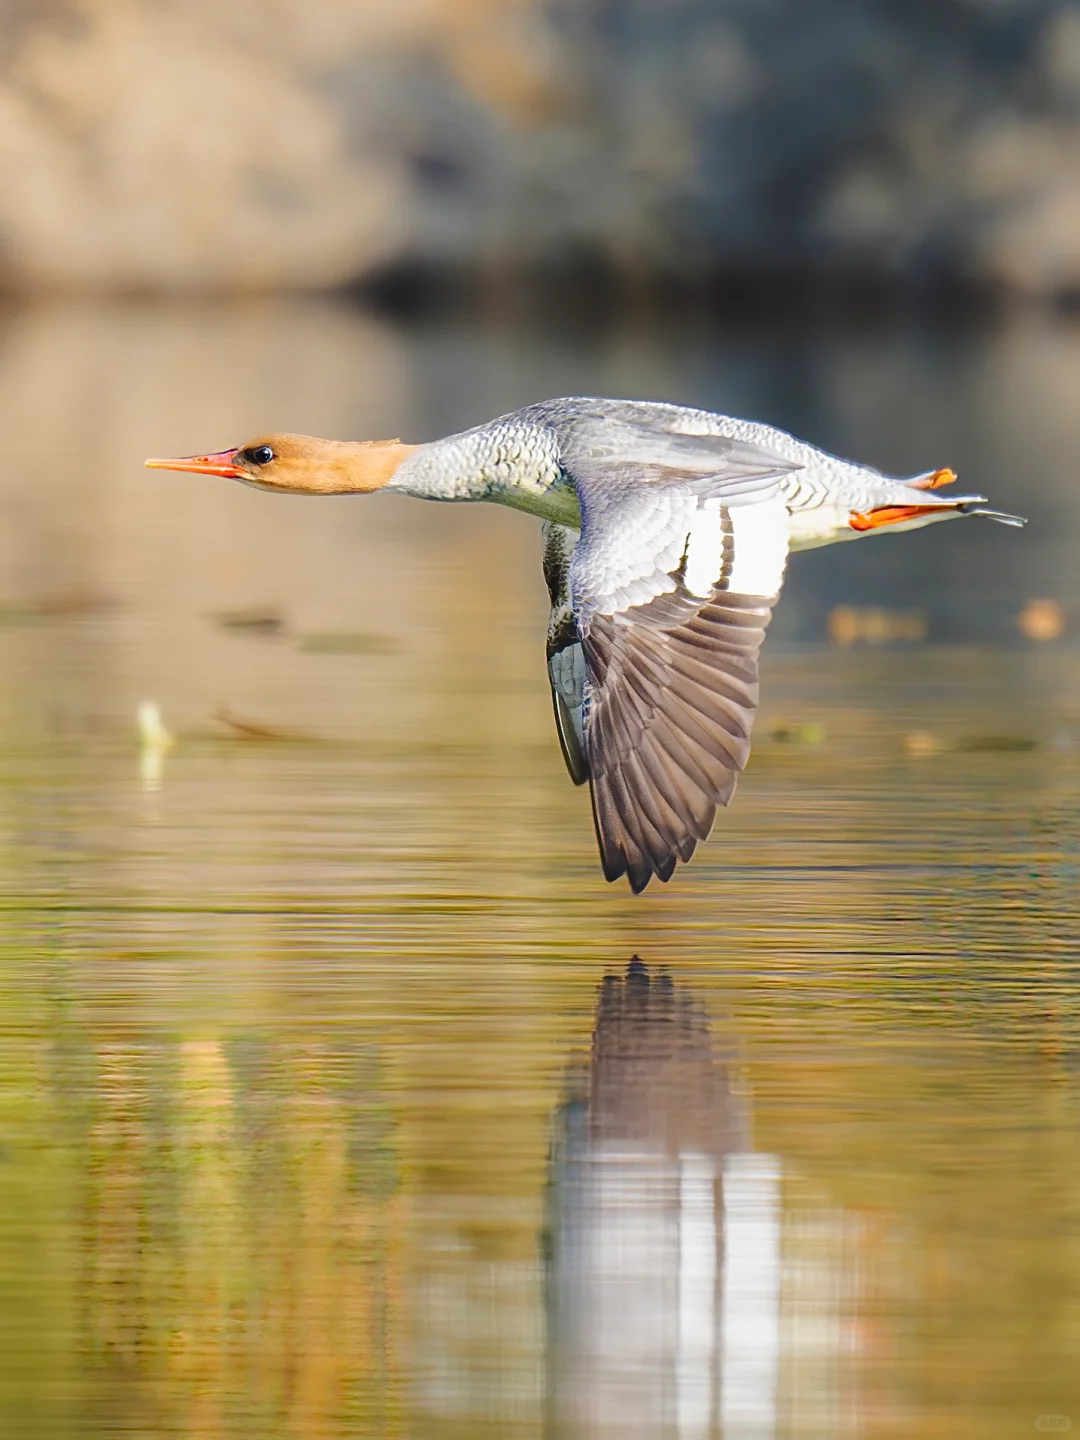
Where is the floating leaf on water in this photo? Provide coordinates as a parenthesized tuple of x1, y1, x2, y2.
(212, 607, 286, 635)
(828, 605, 927, 645)
(1016, 598, 1066, 641)
(33, 590, 114, 616)
(298, 632, 400, 655)
(137, 701, 173, 751)
(137, 700, 174, 790)
(214, 707, 312, 742)
(904, 731, 948, 757)
(956, 734, 1039, 753)
(0, 590, 113, 622)
(768, 722, 826, 744)
(905, 731, 1039, 756)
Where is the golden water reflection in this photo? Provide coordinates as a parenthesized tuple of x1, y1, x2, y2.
(17, 946, 1078, 1439)
(26, 961, 825, 1437)
(50, 1031, 404, 1436)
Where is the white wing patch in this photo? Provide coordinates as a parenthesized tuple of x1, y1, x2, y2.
(726, 499, 789, 595)
(570, 457, 795, 627)
(682, 500, 726, 599)
(682, 498, 789, 600)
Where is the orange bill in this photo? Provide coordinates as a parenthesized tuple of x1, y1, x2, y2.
(145, 448, 246, 479)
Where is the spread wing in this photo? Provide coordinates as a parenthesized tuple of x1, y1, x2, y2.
(549, 418, 795, 893)
(583, 579, 780, 893)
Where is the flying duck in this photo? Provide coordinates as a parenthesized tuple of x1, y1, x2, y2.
(147, 397, 1024, 892)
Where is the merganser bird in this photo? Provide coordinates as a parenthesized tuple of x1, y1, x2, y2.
(146, 397, 1024, 892)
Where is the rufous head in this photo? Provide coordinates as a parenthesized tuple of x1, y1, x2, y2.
(145, 433, 418, 494)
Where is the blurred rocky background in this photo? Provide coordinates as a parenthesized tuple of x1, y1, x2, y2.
(2, 0, 1080, 301)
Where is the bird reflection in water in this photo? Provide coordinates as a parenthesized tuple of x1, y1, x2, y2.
(546, 959, 781, 1439)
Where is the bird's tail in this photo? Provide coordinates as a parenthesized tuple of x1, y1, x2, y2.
(861, 466, 1027, 530)
(956, 502, 1027, 527)
(850, 495, 1027, 533)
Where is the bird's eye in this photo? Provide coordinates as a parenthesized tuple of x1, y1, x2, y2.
(245, 445, 274, 466)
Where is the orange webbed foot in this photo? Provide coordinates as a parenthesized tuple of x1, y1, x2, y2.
(912, 467, 957, 491)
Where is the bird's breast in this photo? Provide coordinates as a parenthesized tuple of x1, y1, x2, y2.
(475, 424, 583, 525)
(787, 503, 861, 550)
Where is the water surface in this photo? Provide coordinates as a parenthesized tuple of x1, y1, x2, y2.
(0, 300, 1078, 1438)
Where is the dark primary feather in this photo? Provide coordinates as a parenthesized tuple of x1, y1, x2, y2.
(582, 586, 776, 893)
(530, 399, 1022, 892)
